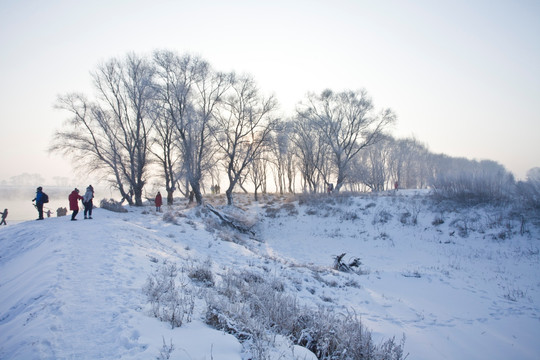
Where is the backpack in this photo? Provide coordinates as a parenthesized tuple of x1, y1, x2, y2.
(42, 192, 49, 203)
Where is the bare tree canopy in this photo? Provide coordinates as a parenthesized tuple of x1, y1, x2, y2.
(50, 49, 523, 205)
(51, 53, 157, 206)
(213, 74, 278, 205)
(297, 89, 396, 191)
(154, 50, 231, 205)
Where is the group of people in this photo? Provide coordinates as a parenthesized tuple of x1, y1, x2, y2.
(32, 185, 95, 221)
(69, 186, 95, 221)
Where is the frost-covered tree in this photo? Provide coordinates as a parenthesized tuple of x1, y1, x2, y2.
(154, 50, 231, 205)
(213, 74, 278, 205)
(388, 137, 431, 189)
(291, 116, 330, 193)
(297, 89, 395, 192)
(268, 121, 296, 194)
(431, 157, 515, 203)
(356, 135, 394, 191)
(52, 53, 157, 206)
(149, 101, 182, 205)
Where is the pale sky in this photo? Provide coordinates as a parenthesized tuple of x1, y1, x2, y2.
(1, 0, 539, 184)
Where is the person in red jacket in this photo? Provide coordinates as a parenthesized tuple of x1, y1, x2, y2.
(68, 188, 83, 221)
(155, 191, 162, 212)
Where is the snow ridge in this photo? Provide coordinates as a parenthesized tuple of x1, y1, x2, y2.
(1, 191, 539, 359)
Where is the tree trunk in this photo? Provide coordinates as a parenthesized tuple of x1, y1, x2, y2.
(225, 188, 233, 206)
(134, 186, 143, 206)
(190, 180, 203, 205)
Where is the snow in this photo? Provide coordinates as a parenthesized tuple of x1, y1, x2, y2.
(1, 190, 539, 359)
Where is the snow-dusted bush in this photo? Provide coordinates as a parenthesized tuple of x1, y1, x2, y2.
(295, 307, 405, 360)
(188, 258, 215, 287)
(99, 198, 128, 213)
(372, 210, 393, 225)
(143, 262, 194, 329)
(432, 215, 445, 226)
(206, 268, 405, 360)
(340, 211, 359, 221)
(162, 210, 187, 225)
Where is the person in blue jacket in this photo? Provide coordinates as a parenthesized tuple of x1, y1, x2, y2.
(32, 186, 44, 220)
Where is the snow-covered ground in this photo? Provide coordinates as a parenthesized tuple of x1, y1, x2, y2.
(1, 190, 539, 359)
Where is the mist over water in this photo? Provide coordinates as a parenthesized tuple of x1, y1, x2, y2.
(0, 186, 117, 223)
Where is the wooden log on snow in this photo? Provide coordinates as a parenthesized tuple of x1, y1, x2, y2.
(205, 204, 255, 235)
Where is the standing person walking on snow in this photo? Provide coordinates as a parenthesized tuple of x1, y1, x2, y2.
(32, 186, 45, 220)
(0, 208, 7, 225)
(68, 188, 83, 221)
(82, 185, 94, 219)
(155, 191, 162, 212)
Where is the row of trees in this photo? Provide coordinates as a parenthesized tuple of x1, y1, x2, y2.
(51, 50, 395, 206)
(52, 50, 533, 207)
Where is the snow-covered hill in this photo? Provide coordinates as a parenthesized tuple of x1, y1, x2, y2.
(1, 190, 539, 359)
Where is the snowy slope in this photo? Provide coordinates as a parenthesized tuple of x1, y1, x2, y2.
(1, 191, 539, 359)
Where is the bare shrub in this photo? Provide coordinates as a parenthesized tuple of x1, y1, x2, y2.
(400, 211, 411, 225)
(206, 268, 405, 360)
(432, 215, 445, 226)
(264, 206, 280, 218)
(280, 202, 299, 216)
(162, 211, 178, 224)
(340, 211, 359, 221)
(400, 207, 419, 225)
(142, 262, 194, 328)
(294, 308, 406, 360)
(372, 210, 393, 225)
(188, 258, 215, 287)
(157, 337, 174, 360)
(450, 219, 470, 238)
(162, 210, 187, 225)
(502, 286, 526, 302)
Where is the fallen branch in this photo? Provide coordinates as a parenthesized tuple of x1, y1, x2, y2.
(333, 253, 362, 272)
(205, 204, 255, 235)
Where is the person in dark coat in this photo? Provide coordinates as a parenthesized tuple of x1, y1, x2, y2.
(68, 188, 83, 221)
(155, 191, 162, 212)
(82, 185, 95, 219)
(32, 186, 45, 220)
(0, 208, 7, 225)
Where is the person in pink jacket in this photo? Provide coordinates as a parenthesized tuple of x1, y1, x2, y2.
(68, 188, 83, 221)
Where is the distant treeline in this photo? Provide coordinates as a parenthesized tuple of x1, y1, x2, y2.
(48, 50, 538, 208)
